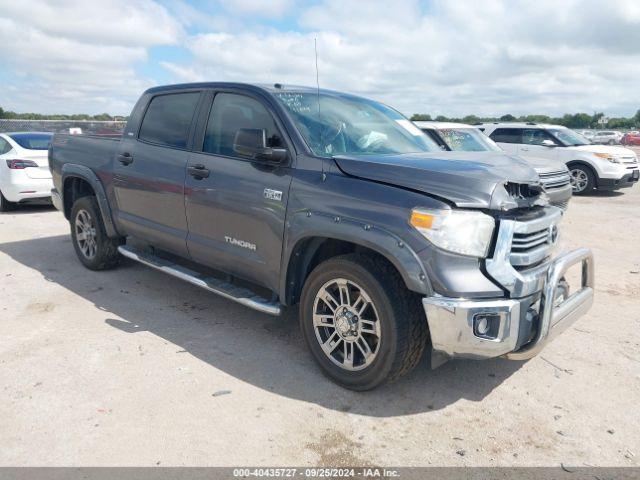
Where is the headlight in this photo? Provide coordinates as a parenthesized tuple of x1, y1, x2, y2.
(409, 208, 495, 258)
(594, 152, 620, 163)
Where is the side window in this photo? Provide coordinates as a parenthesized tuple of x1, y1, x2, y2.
(523, 129, 558, 145)
(138, 92, 200, 149)
(489, 128, 522, 144)
(0, 138, 12, 155)
(203, 93, 283, 158)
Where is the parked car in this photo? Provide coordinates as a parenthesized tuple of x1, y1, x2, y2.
(478, 123, 639, 194)
(578, 130, 595, 140)
(591, 130, 624, 145)
(621, 132, 640, 146)
(49, 83, 594, 390)
(0, 132, 54, 211)
(415, 121, 572, 210)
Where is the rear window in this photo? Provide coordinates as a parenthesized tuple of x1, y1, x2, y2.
(138, 92, 200, 148)
(489, 128, 522, 144)
(8, 133, 53, 150)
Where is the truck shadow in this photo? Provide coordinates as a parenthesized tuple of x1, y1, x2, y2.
(0, 234, 526, 417)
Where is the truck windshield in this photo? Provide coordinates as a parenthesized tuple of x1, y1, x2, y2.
(548, 128, 591, 146)
(437, 127, 502, 152)
(274, 92, 440, 157)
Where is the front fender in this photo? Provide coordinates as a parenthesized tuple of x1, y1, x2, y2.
(280, 209, 433, 302)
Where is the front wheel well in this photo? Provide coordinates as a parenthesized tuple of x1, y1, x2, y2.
(63, 176, 96, 219)
(566, 160, 597, 178)
(284, 237, 410, 306)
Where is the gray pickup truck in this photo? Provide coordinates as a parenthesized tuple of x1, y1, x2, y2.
(49, 83, 594, 390)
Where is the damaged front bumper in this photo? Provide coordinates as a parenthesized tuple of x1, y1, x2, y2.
(423, 248, 594, 362)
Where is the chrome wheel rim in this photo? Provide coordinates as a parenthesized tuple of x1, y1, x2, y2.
(75, 209, 97, 259)
(570, 168, 589, 193)
(312, 278, 381, 371)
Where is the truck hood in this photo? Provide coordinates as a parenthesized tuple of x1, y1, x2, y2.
(518, 155, 568, 174)
(333, 151, 542, 210)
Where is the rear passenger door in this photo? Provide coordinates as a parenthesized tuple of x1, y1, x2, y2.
(184, 91, 293, 293)
(113, 91, 202, 256)
(488, 128, 522, 155)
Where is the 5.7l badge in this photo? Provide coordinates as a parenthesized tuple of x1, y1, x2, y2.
(263, 188, 283, 201)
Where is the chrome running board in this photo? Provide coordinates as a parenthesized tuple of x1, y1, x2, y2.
(117, 245, 281, 316)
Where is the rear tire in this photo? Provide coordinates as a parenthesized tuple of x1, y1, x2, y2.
(0, 190, 15, 212)
(299, 254, 427, 390)
(70, 196, 121, 270)
(569, 164, 595, 195)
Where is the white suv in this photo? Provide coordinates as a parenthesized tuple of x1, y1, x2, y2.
(478, 123, 639, 194)
(591, 130, 624, 145)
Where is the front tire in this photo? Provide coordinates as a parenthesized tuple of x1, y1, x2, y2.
(299, 254, 427, 390)
(70, 196, 121, 270)
(569, 164, 595, 195)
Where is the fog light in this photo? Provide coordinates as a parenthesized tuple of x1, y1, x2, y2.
(476, 316, 490, 335)
(473, 313, 501, 339)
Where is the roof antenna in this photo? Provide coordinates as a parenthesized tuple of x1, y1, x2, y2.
(314, 37, 321, 119)
(315, 37, 327, 181)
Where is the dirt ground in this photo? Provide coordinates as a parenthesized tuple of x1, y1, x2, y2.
(1, 163, 639, 467)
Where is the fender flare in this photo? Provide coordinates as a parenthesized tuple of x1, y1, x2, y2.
(61, 164, 120, 238)
(280, 210, 433, 304)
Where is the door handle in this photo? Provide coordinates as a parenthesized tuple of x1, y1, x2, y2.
(520, 148, 530, 152)
(117, 152, 134, 165)
(188, 164, 210, 179)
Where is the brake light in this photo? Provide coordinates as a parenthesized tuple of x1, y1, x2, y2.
(6, 159, 38, 169)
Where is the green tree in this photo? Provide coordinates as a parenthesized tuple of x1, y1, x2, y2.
(500, 114, 516, 121)
(410, 114, 432, 121)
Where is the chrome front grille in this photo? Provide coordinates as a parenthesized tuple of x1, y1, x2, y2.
(509, 209, 562, 268)
(538, 170, 570, 191)
(485, 207, 563, 297)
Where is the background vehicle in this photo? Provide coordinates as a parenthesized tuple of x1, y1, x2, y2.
(49, 83, 594, 390)
(591, 130, 623, 145)
(478, 123, 639, 194)
(621, 131, 640, 146)
(415, 121, 572, 210)
(0, 132, 53, 211)
(578, 130, 595, 140)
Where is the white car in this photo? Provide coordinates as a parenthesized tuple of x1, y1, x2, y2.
(591, 130, 624, 145)
(414, 121, 573, 209)
(0, 132, 54, 211)
(477, 123, 639, 194)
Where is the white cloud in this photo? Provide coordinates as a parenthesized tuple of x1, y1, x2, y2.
(220, 0, 295, 17)
(0, 0, 181, 114)
(164, 0, 640, 117)
(2, 0, 640, 117)
(0, 0, 182, 46)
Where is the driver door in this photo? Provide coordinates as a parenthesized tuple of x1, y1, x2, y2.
(184, 91, 293, 293)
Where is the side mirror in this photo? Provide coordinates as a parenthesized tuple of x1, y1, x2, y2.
(233, 128, 287, 163)
(541, 139, 556, 147)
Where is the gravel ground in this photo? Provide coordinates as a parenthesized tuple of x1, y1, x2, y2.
(1, 169, 639, 467)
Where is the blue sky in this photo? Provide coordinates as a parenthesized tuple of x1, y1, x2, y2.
(1, 0, 639, 117)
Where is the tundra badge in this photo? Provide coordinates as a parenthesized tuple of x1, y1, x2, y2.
(224, 236, 257, 251)
(263, 188, 283, 201)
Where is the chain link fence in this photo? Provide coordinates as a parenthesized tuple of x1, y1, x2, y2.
(0, 119, 126, 135)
